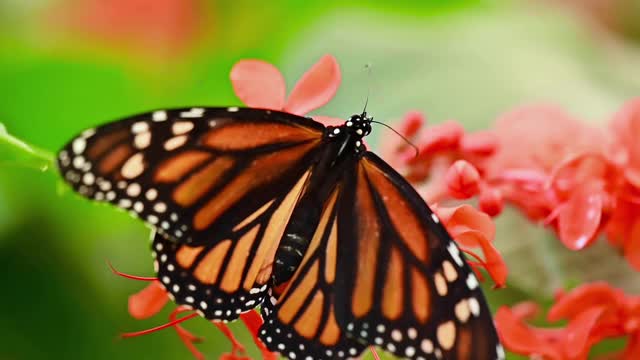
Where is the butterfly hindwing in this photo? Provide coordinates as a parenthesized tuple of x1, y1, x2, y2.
(57, 107, 324, 246)
(258, 186, 367, 359)
(333, 153, 503, 360)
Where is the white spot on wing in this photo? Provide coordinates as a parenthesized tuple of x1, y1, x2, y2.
(121, 153, 145, 179)
(172, 121, 194, 135)
(448, 242, 463, 267)
(164, 135, 188, 150)
(72, 138, 86, 154)
(468, 297, 481, 316)
(180, 108, 205, 118)
(152, 111, 167, 121)
(132, 122, 149, 134)
(467, 273, 479, 290)
(134, 132, 151, 149)
(421, 339, 434, 353)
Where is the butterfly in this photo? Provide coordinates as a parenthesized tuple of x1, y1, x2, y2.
(57, 106, 504, 360)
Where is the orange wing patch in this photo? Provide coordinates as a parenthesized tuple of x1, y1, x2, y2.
(203, 122, 321, 151)
(363, 160, 429, 262)
(173, 156, 234, 206)
(193, 141, 318, 230)
(351, 165, 381, 317)
(193, 240, 232, 284)
(155, 151, 212, 183)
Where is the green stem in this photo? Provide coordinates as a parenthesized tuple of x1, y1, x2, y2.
(0, 122, 55, 171)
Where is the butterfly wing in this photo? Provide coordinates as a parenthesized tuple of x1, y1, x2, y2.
(258, 183, 366, 359)
(58, 107, 325, 319)
(57, 107, 324, 246)
(333, 152, 503, 360)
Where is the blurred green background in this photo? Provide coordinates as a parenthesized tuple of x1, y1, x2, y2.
(2, 0, 640, 359)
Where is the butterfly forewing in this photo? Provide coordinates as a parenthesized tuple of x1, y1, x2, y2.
(57, 107, 324, 246)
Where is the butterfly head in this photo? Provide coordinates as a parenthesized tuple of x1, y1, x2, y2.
(345, 112, 373, 138)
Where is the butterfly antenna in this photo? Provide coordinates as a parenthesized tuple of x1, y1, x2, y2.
(370, 120, 419, 158)
(361, 63, 373, 116)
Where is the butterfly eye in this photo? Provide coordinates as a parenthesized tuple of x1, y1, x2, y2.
(350, 115, 361, 122)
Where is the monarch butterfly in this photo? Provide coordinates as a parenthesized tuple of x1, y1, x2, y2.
(57, 106, 504, 360)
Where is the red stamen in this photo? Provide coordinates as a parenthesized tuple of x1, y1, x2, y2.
(369, 346, 381, 360)
(107, 261, 156, 282)
(121, 312, 198, 338)
(170, 307, 204, 342)
(170, 307, 205, 360)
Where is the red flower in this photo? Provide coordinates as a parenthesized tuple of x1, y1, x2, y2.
(484, 101, 640, 269)
(380, 111, 500, 212)
(495, 282, 640, 359)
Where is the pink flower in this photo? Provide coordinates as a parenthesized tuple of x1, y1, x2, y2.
(230, 55, 344, 126)
(495, 282, 640, 359)
(484, 100, 640, 269)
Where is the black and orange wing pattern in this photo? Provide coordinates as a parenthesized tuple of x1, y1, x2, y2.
(333, 153, 503, 360)
(57, 107, 323, 246)
(57, 107, 323, 320)
(258, 185, 366, 359)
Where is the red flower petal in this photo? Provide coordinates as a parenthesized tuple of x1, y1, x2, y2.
(415, 121, 464, 157)
(284, 55, 341, 115)
(623, 333, 640, 360)
(557, 183, 604, 250)
(399, 111, 425, 138)
(240, 311, 278, 360)
(478, 187, 504, 217)
(547, 282, 619, 322)
(624, 219, 640, 271)
(473, 237, 508, 287)
(128, 281, 169, 320)
(445, 160, 481, 199)
(610, 98, 640, 172)
(494, 307, 562, 359)
(460, 131, 498, 156)
(437, 204, 496, 243)
(230, 60, 286, 110)
(511, 301, 542, 321)
(564, 307, 606, 358)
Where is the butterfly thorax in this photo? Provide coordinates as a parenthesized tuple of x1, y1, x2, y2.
(326, 112, 371, 156)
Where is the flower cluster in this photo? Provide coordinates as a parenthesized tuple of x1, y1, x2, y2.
(384, 101, 640, 271)
(495, 282, 640, 359)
